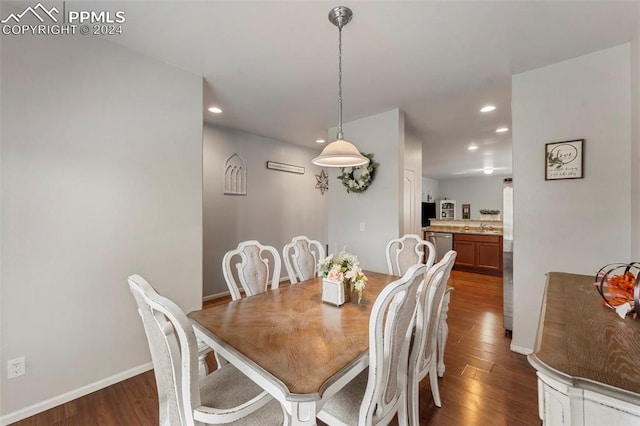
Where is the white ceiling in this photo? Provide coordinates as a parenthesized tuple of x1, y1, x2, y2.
(92, 1, 637, 179)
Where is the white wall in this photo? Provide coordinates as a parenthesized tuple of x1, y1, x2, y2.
(632, 5, 640, 260)
(511, 44, 631, 353)
(328, 109, 403, 273)
(0, 35, 203, 420)
(422, 176, 440, 202)
(438, 176, 506, 220)
(202, 125, 328, 297)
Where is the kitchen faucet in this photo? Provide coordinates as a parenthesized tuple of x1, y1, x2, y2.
(479, 222, 485, 231)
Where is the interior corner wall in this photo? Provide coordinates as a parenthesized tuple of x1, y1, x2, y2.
(422, 177, 440, 202)
(511, 44, 631, 353)
(0, 7, 5, 419)
(327, 109, 403, 273)
(438, 176, 506, 220)
(0, 35, 202, 420)
(631, 11, 640, 260)
(202, 125, 329, 297)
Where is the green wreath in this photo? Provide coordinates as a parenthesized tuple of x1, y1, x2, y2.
(338, 153, 379, 193)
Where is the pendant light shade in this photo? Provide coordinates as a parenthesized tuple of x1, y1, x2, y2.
(312, 138, 370, 167)
(312, 6, 369, 168)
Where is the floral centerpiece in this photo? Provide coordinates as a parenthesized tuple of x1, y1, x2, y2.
(318, 249, 368, 304)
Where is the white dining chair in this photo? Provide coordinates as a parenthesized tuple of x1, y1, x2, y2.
(385, 234, 436, 276)
(127, 274, 284, 425)
(316, 263, 428, 426)
(282, 236, 325, 284)
(407, 250, 457, 425)
(222, 240, 282, 300)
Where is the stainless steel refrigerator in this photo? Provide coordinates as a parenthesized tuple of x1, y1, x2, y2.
(503, 178, 514, 334)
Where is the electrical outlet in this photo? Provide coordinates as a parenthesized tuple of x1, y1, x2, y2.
(7, 357, 25, 379)
(359, 222, 365, 232)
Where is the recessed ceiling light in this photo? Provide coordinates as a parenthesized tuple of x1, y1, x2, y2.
(468, 145, 478, 151)
(480, 105, 496, 113)
(208, 106, 222, 114)
(496, 127, 509, 133)
(316, 139, 326, 144)
(484, 168, 494, 175)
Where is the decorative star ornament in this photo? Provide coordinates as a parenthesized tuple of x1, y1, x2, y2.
(315, 169, 328, 195)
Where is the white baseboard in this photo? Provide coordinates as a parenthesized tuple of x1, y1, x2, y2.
(0, 362, 153, 425)
(510, 343, 533, 355)
(203, 290, 230, 301)
(202, 276, 290, 302)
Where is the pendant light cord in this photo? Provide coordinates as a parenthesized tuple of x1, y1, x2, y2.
(337, 25, 344, 140)
(312, 7, 368, 168)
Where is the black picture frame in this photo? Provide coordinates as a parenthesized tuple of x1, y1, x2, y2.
(545, 139, 584, 180)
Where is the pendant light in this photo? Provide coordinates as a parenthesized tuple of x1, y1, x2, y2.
(312, 6, 369, 168)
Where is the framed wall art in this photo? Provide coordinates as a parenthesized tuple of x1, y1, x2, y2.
(462, 204, 471, 220)
(545, 139, 584, 180)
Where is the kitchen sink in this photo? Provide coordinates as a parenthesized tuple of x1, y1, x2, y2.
(460, 229, 502, 234)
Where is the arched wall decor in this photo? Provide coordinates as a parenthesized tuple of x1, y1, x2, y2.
(223, 153, 247, 195)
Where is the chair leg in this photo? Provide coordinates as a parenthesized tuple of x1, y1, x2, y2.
(282, 405, 292, 426)
(213, 351, 229, 370)
(430, 362, 441, 408)
(397, 391, 409, 426)
(196, 337, 212, 379)
(407, 376, 420, 426)
(437, 288, 453, 377)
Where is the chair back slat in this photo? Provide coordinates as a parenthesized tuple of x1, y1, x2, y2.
(128, 275, 200, 426)
(407, 250, 457, 424)
(385, 234, 435, 276)
(283, 236, 325, 283)
(360, 263, 428, 425)
(223, 240, 282, 300)
(413, 251, 456, 373)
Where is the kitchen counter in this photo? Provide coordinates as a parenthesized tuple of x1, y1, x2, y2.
(424, 219, 503, 236)
(425, 227, 503, 236)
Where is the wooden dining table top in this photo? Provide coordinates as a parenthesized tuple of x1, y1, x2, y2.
(188, 271, 397, 396)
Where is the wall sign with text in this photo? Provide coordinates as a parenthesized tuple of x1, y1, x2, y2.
(545, 139, 584, 180)
(266, 161, 305, 174)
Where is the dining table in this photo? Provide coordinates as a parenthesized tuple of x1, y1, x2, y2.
(188, 270, 453, 426)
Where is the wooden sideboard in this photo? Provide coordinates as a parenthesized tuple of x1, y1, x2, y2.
(528, 272, 640, 425)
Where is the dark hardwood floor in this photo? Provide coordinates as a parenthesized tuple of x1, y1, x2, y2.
(413, 271, 539, 426)
(13, 271, 540, 425)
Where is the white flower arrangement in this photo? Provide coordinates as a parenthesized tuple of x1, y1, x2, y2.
(318, 249, 368, 303)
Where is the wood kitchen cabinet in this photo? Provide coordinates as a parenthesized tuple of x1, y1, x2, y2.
(453, 233, 502, 276)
